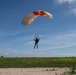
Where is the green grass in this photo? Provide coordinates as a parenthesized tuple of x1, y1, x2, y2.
(66, 72, 76, 75)
(0, 57, 76, 68)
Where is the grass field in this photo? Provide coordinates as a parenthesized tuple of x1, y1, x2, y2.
(0, 57, 76, 68)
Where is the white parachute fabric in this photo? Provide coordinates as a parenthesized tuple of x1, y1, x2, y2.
(21, 13, 38, 26)
(21, 10, 53, 26)
(44, 11, 53, 19)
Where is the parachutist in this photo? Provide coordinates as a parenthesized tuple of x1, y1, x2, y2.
(34, 36, 40, 49)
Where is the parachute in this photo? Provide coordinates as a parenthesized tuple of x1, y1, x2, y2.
(21, 10, 53, 26)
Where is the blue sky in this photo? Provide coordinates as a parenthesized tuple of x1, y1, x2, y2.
(0, 0, 76, 57)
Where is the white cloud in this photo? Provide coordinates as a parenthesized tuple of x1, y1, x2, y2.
(55, 0, 76, 15)
(40, 30, 76, 50)
(56, 0, 76, 4)
(0, 48, 49, 57)
(70, 8, 76, 14)
(0, 30, 26, 37)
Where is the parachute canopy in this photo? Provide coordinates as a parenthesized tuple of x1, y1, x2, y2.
(21, 10, 53, 26)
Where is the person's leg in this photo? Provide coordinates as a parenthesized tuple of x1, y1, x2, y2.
(37, 44, 38, 48)
(34, 44, 36, 49)
(34, 42, 37, 49)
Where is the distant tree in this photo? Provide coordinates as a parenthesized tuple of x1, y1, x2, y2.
(1, 56, 4, 58)
(72, 56, 75, 58)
